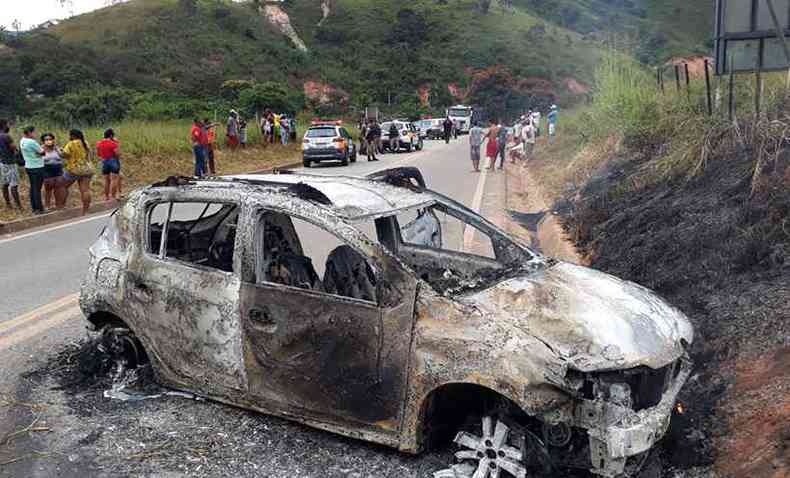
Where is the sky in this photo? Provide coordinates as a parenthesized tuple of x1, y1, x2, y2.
(1, 0, 114, 30)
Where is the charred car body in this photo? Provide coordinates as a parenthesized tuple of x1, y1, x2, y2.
(80, 168, 693, 478)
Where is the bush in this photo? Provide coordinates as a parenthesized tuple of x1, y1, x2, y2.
(39, 86, 133, 126)
(128, 93, 217, 121)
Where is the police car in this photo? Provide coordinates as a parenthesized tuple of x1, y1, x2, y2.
(302, 121, 357, 167)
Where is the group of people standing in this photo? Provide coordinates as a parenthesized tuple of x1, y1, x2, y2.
(468, 105, 558, 172)
(191, 110, 298, 179)
(257, 110, 296, 147)
(0, 119, 122, 215)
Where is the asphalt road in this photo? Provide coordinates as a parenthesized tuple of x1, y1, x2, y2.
(0, 137, 487, 324)
(0, 137, 507, 477)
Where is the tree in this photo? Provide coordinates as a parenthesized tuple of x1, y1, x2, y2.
(239, 82, 305, 116)
(220, 80, 255, 101)
(388, 8, 428, 46)
(0, 56, 27, 117)
(178, 0, 198, 14)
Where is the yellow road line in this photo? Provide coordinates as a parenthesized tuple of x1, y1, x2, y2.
(0, 293, 80, 335)
(0, 305, 81, 350)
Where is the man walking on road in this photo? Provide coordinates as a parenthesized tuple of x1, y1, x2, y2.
(469, 122, 484, 172)
(388, 122, 399, 152)
(443, 117, 453, 144)
(495, 122, 509, 170)
(365, 120, 380, 161)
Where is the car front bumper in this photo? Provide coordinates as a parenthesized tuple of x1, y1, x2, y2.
(576, 357, 693, 477)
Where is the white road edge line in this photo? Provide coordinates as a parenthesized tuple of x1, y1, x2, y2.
(463, 153, 491, 252)
(0, 212, 112, 246)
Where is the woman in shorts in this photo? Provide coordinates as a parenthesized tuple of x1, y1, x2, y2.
(62, 129, 94, 215)
(40, 133, 66, 209)
(96, 129, 122, 201)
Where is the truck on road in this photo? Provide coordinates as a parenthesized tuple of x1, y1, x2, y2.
(446, 105, 474, 135)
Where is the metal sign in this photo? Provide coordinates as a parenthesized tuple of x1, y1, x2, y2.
(715, 0, 790, 74)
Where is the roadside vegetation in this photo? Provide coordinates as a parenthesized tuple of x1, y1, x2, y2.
(0, 121, 301, 223)
(529, 55, 790, 477)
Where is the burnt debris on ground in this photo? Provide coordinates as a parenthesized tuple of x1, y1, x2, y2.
(15, 338, 457, 477)
(557, 119, 790, 478)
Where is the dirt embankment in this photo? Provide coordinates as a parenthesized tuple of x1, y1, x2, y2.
(526, 121, 790, 477)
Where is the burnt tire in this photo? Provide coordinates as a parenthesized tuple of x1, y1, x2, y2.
(98, 324, 148, 370)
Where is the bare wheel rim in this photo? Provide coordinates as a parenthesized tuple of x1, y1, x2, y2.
(434, 416, 527, 478)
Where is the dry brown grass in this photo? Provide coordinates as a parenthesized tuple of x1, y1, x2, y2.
(0, 143, 301, 223)
(525, 132, 621, 203)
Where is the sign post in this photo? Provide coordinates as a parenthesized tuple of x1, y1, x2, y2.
(714, 0, 790, 75)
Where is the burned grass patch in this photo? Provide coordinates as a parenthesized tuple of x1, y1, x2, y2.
(557, 118, 790, 477)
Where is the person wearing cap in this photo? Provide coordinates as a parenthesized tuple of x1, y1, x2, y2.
(547, 105, 559, 142)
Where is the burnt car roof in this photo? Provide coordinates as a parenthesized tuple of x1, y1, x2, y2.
(150, 172, 436, 221)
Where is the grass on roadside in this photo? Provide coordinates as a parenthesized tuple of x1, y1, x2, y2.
(1, 120, 302, 223)
(530, 53, 790, 203)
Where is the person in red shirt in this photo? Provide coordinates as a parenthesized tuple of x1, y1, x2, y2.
(190, 118, 208, 178)
(96, 128, 122, 201)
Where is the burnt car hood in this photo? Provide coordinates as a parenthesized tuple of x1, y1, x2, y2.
(459, 262, 694, 372)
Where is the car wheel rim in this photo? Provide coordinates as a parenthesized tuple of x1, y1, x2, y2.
(435, 416, 527, 478)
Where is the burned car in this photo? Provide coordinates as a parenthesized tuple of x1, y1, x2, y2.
(80, 168, 693, 478)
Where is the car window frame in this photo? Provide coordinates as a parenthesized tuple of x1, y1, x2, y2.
(394, 201, 504, 264)
(143, 198, 240, 276)
(251, 207, 381, 307)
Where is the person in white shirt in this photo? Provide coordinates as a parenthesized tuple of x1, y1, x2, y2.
(531, 111, 541, 137)
(521, 119, 536, 160)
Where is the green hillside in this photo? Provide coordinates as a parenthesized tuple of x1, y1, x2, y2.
(516, 0, 714, 62)
(0, 0, 716, 122)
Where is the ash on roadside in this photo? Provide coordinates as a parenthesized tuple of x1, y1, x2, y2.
(555, 122, 790, 477)
(19, 337, 455, 477)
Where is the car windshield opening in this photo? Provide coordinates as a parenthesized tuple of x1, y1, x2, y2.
(382, 203, 529, 295)
(306, 128, 337, 138)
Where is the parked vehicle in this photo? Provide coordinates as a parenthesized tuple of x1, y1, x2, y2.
(81, 167, 694, 478)
(413, 120, 430, 140)
(301, 121, 356, 167)
(380, 120, 423, 152)
(425, 119, 444, 139)
(446, 105, 474, 134)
